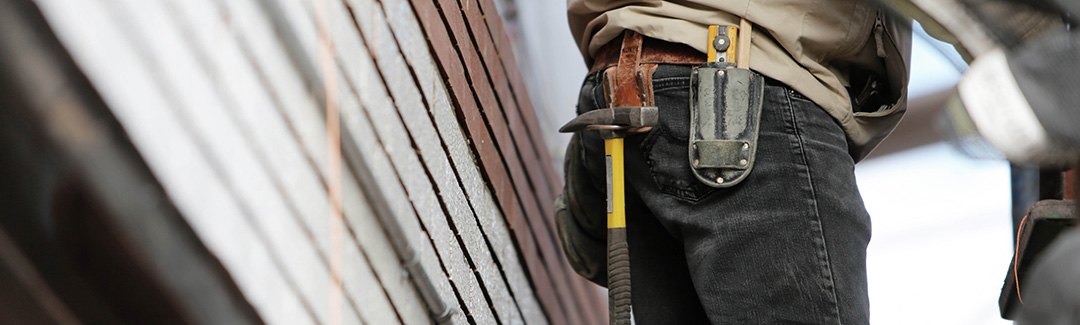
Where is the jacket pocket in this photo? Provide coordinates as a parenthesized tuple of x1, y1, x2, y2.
(848, 11, 912, 161)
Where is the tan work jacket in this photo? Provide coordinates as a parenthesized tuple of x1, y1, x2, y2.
(568, 0, 912, 161)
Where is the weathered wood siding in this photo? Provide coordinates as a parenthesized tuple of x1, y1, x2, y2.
(30, 0, 602, 323)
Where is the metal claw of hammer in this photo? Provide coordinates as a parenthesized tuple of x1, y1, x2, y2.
(559, 106, 659, 138)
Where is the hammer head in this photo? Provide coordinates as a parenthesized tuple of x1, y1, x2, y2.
(558, 106, 659, 133)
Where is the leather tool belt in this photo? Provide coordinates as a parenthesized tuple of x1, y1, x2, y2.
(590, 34, 705, 74)
(591, 27, 765, 189)
(591, 31, 705, 113)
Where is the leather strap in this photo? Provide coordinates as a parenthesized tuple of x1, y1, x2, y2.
(737, 19, 752, 69)
(591, 35, 705, 74)
(612, 31, 645, 108)
(637, 63, 658, 106)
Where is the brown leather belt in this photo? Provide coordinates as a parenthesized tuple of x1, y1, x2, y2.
(589, 32, 706, 74)
(593, 31, 706, 109)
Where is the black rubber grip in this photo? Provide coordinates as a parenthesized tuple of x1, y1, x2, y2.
(608, 228, 631, 325)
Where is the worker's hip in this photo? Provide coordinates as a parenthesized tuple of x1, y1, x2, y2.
(572, 63, 872, 322)
(575, 63, 856, 201)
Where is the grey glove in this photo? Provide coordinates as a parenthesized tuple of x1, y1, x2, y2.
(554, 133, 608, 287)
(876, 0, 1065, 60)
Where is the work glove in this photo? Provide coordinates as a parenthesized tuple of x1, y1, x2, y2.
(941, 29, 1080, 167)
(876, 0, 1065, 60)
(555, 133, 608, 287)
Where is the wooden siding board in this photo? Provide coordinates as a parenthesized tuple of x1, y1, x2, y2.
(78, 0, 455, 321)
(432, 0, 534, 247)
(404, 0, 516, 248)
(342, 1, 529, 324)
(87, 0, 345, 322)
(458, 0, 561, 257)
(265, 0, 321, 72)
(427, 0, 585, 323)
(175, 0, 454, 322)
(470, 1, 606, 321)
(475, 0, 563, 194)
(342, 167, 432, 325)
(293, 1, 470, 321)
(405, 0, 563, 322)
(38, 0, 596, 322)
(343, 299, 366, 325)
(215, 0, 329, 181)
(341, 157, 435, 325)
(113, 0, 444, 323)
(30, 0, 316, 323)
(405, 0, 577, 323)
(454, 23, 579, 319)
(178, 0, 441, 323)
(453, 7, 598, 323)
(164, 0, 337, 273)
(507, 206, 566, 325)
(373, 1, 548, 322)
(432, 0, 526, 261)
(472, 1, 606, 321)
(457, 2, 604, 321)
(342, 221, 402, 325)
(504, 48, 563, 207)
(429, 88, 550, 325)
(327, 4, 496, 320)
(330, 3, 503, 323)
(458, 0, 556, 210)
(337, 78, 467, 325)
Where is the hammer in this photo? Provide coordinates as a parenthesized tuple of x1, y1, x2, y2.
(560, 106, 658, 324)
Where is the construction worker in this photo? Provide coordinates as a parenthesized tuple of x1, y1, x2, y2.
(555, 1, 911, 324)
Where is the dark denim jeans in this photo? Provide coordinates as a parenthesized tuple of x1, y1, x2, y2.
(576, 64, 872, 324)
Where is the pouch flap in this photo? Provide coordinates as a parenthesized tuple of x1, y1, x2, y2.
(693, 140, 750, 169)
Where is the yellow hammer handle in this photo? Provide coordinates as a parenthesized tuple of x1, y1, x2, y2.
(605, 138, 626, 229)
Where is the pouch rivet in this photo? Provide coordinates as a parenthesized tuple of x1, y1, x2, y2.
(717, 70, 725, 77)
(741, 143, 749, 150)
(739, 159, 748, 166)
(716, 177, 724, 184)
(693, 159, 699, 167)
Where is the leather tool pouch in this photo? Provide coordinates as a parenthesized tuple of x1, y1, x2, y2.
(689, 63, 765, 188)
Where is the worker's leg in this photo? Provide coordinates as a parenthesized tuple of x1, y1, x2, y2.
(622, 65, 871, 324)
(623, 189, 711, 324)
(575, 64, 711, 322)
